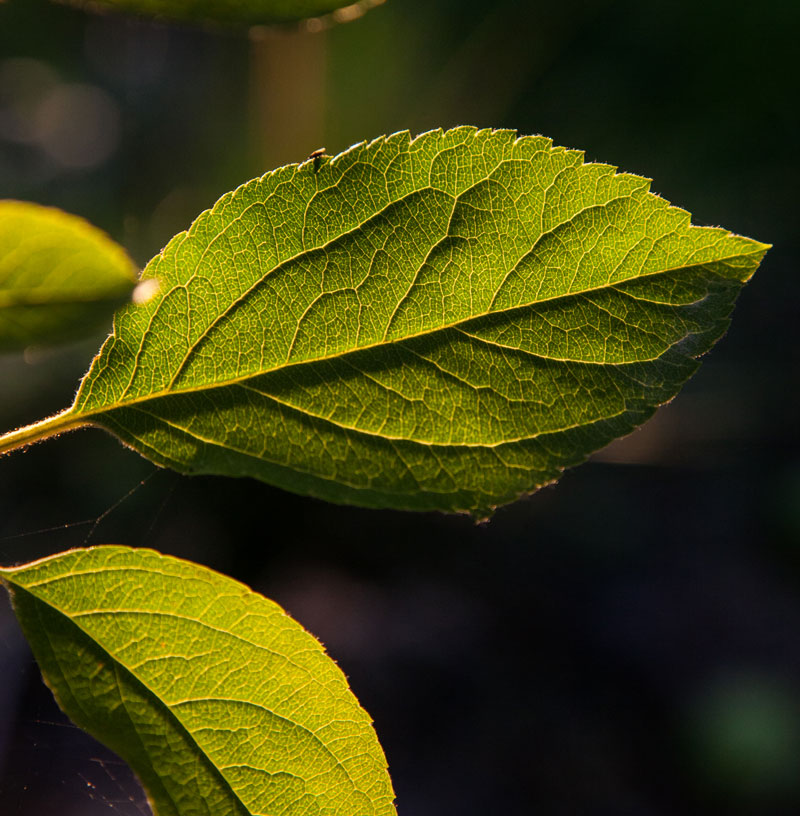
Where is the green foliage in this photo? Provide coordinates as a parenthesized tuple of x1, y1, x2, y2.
(0, 0, 780, 807)
(0, 200, 136, 351)
(1, 128, 765, 516)
(0, 123, 769, 808)
(55, 0, 381, 26)
(0, 546, 396, 816)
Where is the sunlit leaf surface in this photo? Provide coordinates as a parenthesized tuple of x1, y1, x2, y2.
(7, 129, 768, 515)
(1, 546, 395, 816)
(0, 201, 136, 351)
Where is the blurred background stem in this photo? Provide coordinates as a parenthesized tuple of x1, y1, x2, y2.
(248, 25, 327, 172)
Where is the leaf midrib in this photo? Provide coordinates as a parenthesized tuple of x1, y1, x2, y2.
(74, 247, 759, 423)
(122, 380, 639, 453)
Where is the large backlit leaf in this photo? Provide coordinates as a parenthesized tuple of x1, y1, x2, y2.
(0, 201, 136, 351)
(0, 546, 395, 816)
(56, 0, 382, 26)
(0, 129, 769, 516)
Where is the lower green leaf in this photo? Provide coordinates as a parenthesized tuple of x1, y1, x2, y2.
(1, 546, 396, 816)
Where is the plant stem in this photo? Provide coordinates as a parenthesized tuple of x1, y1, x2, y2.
(0, 409, 90, 456)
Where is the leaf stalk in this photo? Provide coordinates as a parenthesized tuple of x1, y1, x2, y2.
(0, 409, 89, 456)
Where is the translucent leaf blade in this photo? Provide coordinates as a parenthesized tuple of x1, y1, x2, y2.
(0, 546, 396, 816)
(0, 201, 137, 351)
(67, 128, 769, 516)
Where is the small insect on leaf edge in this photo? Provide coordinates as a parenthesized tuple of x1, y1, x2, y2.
(307, 147, 328, 172)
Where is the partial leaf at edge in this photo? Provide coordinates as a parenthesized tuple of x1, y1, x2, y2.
(0, 546, 396, 816)
(67, 127, 769, 517)
(0, 200, 137, 352)
(55, 0, 383, 26)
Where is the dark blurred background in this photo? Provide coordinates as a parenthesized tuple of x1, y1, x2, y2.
(0, 0, 798, 813)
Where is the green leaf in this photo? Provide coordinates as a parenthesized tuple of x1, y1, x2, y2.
(55, 0, 382, 26)
(0, 200, 137, 352)
(0, 545, 395, 816)
(0, 128, 769, 516)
